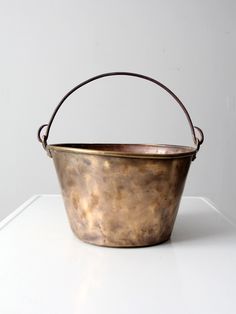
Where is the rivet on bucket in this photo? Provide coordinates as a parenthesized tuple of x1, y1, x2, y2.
(38, 72, 204, 247)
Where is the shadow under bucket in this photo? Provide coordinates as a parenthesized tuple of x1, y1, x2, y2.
(38, 72, 204, 247)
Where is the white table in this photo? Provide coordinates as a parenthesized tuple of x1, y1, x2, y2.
(0, 195, 235, 314)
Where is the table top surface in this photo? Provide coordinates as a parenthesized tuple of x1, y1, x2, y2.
(0, 195, 235, 314)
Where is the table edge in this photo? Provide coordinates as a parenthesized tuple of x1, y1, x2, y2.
(0, 195, 41, 231)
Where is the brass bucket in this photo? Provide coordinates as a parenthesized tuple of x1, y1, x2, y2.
(38, 72, 204, 247)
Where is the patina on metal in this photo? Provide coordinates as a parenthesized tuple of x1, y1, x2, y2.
(38, 72, 204, 247)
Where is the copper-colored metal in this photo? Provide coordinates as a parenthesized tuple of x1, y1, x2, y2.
(37, 72, 204, 247)
(50, 144, 194, 247)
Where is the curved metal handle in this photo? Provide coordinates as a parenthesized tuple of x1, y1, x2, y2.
(38, 72, 204, 154)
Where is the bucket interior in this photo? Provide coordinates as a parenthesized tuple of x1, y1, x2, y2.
(49, 143, 196, 158)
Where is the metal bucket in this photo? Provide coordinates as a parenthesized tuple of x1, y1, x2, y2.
(38, 72, 204, 247)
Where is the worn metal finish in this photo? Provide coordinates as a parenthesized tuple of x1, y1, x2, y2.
(37, 72, 204, 247)
(50, 144, 193, 247)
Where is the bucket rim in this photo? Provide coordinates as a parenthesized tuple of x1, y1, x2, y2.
(48, 143, 197, 159)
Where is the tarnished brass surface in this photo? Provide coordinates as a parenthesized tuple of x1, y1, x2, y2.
(38, 73, 204, 247)
(50, 144, 194, 247)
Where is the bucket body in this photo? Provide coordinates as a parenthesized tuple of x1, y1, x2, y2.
(50, 144, 193, 247)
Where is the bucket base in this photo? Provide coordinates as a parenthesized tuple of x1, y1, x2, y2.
(70, 227, 172, 248)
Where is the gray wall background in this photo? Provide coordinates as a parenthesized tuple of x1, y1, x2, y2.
(0, 0, 235, 222)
